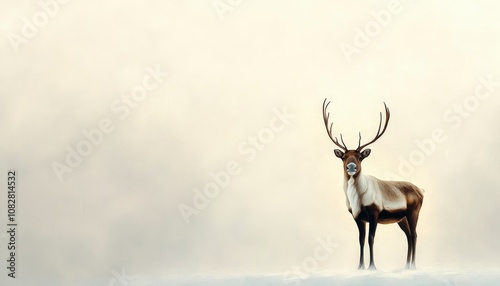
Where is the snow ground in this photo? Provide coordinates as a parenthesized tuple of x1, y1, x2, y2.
(4, 269, 499, 286)
(134, 269, 500, 286)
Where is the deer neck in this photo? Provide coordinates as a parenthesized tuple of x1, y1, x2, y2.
(343, 172, 368, 192)
(343, 172, 369, 219)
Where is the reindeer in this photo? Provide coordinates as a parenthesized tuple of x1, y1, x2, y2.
(322, 99, 424, 270)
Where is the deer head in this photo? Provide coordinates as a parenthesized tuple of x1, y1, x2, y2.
(322, 99, 390, 178)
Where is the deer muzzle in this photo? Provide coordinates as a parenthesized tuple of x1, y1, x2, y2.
(346, 162, 357, 176)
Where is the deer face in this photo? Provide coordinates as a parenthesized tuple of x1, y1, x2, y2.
(334, 149, 371, 177)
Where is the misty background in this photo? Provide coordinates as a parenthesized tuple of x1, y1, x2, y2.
(1, 0, 500, 284)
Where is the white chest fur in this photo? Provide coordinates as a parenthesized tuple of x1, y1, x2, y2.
(344, 174, 407, 219)
(346, 176, 362, 218)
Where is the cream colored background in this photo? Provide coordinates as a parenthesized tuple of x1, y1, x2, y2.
(1, 0, 500, 284)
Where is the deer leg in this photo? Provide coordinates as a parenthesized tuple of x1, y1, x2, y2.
(398, 217, 412, 269)
(407, 211, 419, 269)
(355, 219, 366, 270)
(368, 214, 379, 270)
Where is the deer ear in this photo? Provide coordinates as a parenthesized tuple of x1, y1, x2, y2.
(334, 149, 344, 158)
(361, 149, 371, 159)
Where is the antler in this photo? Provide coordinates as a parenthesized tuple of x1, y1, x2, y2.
(322, 99, 348, 151)
(356, 102, 390, 151)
